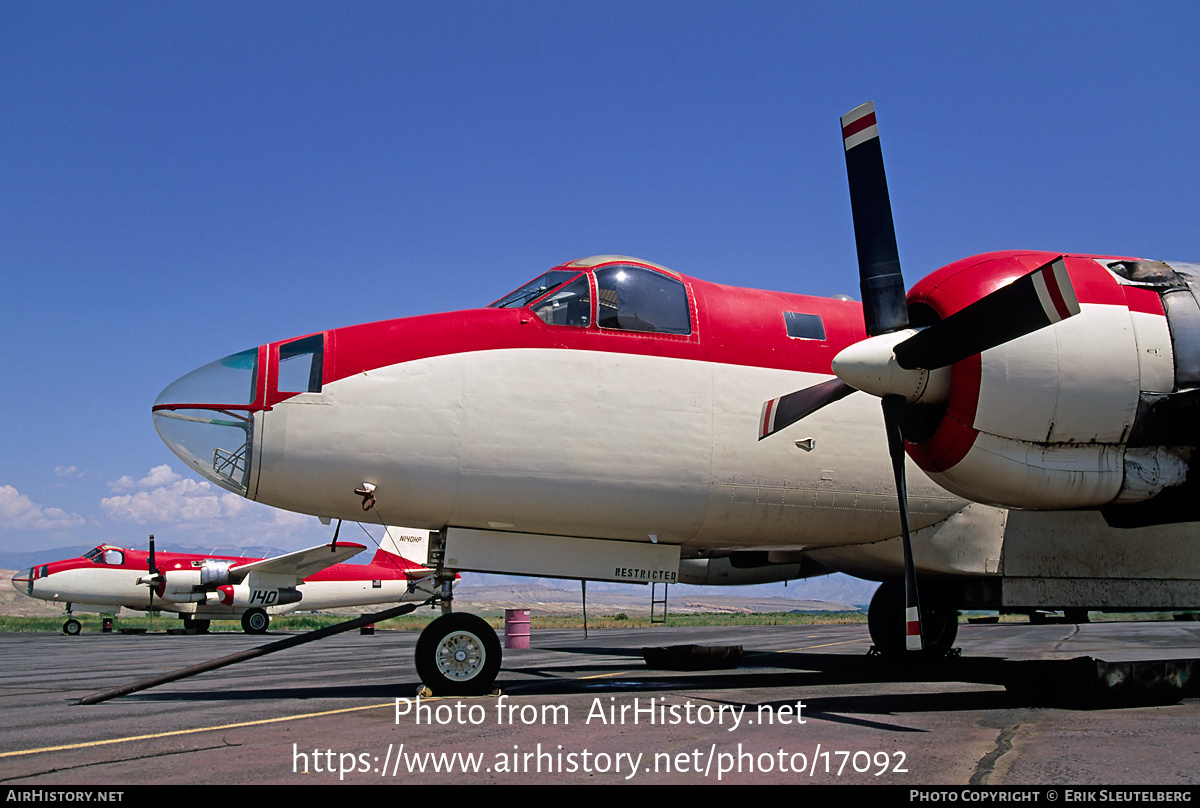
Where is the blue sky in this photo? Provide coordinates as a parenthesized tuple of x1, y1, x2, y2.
(3, 1, 1199, 558)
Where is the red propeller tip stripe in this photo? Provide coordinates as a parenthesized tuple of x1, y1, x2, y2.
(759, 398, 778, 439)
(841, 102, 880, 151)
(1032, 258, 1079, 323)
(905, 606, 922, 650)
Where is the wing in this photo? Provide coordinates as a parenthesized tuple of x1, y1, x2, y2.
(227, 541, 366, 584)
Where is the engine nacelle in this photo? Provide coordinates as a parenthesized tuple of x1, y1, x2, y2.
(904, 252, 1198, 513)
(211, 584, 302, 608)
(155, 569, 206, 603)
(153, 559, 239, 602)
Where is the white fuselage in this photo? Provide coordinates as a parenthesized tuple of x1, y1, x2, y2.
(251, 349, 965, 555)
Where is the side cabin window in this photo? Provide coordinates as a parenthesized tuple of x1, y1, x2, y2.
(530, 274, 591, 327)
(103, 549, 125, 565)
(784, 312, 826, 340)
(278, 334, 324, 394)
(594, 266, 691, 335)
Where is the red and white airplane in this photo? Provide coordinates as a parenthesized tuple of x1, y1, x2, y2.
(11, 528, 438, 635)
(150, 102, 1200, 694)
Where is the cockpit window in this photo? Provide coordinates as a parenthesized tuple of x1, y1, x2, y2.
(531, 274, 591, 327)
(84, 547, 103, 561)
(103, 549, 124, 565)
(595, 266, 691, 335)
(278, 334, 324, 394)
(490, 271, 578, 309)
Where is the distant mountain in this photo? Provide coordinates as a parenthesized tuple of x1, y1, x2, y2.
(462, 572, 878, 609)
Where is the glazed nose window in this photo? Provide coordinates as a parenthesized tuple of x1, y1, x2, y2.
(152, 348, 260, 494)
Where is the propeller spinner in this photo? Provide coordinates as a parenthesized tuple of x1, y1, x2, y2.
(761, 102, 1081, 653)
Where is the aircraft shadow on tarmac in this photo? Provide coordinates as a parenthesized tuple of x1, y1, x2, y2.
(115, 646, 1197, 712)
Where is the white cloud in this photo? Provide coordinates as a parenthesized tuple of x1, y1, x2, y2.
(0, 485, 87, 531)
(54, 465, 83, 478)
(139, 465, 181, 488)
(100, 466, 329, 550)
(108, 464, 182, 493)
(101, 477, 226, 524)
(108, 475, 137, 492)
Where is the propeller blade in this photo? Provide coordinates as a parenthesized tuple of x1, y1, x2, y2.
(759, 379, 855, 440)
(893, 256, 1079, 371)
(843, 101, 909, 337)
(147, 534, 157, 611)
(881, 396, 922, 651)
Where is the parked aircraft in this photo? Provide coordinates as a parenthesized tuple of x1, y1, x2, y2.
(151, 102, 1200, 694)
(12, 528, 437, 634)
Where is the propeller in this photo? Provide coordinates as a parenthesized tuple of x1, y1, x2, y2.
(138, 534, 163, 611)
(761, 102, 1082, 652)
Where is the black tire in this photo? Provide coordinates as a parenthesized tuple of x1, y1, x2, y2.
(63, 618, 82, 636)
(415, 613, 502, 696)
(868, 580, 958, 657)
(241, 608, 269, 634)
(183, 617, 211, 633)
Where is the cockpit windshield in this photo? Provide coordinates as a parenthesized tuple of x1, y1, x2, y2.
(83, 547, 124, 565)
(489, 271, 578, 309)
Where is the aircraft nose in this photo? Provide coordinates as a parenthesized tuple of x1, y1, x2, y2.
(152, 347, 261, 496)
(11, 568, 34, 596)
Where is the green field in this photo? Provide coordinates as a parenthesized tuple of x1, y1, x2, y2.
(0, 610, 870, 633)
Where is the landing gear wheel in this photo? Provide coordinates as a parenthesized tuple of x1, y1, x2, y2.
(868, 580, 958, 658)
(183, 617, 211, 633)
(63, 618, 82, 636)
(241, 609, 269, 634)
(415, 613, 502, 696)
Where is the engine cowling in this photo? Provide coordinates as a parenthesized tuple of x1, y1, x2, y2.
(902, 251, 1197, 514)
(152, 559, 238, 602)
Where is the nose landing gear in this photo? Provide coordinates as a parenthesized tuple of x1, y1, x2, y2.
(411, 542, 502, 696)
(415, 612, 502, 696)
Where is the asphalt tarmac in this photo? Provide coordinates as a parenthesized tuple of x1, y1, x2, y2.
(2, 620, 1199, 785)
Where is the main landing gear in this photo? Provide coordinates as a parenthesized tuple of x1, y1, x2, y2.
(241, 608, 270, 634)
(63, 618, 82, 635)
(183, 616, 211, 633)
(868, 579, 958, 658)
